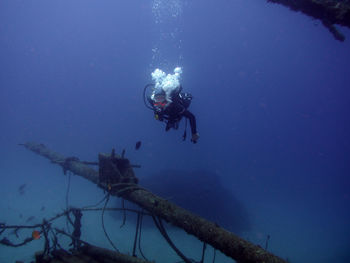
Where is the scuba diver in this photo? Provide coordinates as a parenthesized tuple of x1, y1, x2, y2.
(144, 67, 199, 143)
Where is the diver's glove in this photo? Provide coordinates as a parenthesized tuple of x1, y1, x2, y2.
(154, 113, 163, 121)
(191, 133, 199, 144)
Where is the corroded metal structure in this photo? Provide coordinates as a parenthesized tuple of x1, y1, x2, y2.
(21, 142, 288, 263)
(268, 0, 350, 41)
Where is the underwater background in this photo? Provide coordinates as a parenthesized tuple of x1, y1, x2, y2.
(1, 0, 349, 262)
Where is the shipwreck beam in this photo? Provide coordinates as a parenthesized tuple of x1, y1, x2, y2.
(21, 142, 288, 263)
(267, 0, 350, 41)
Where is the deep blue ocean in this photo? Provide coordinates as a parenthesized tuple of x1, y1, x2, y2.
(1, 1, 349, 262)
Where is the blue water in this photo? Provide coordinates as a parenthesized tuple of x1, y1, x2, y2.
(1, 1, 349, 262)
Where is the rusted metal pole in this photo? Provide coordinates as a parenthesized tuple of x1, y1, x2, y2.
(21, 142, 288, 263)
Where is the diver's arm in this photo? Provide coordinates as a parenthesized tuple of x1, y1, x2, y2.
(182, 110, 199, 143)
(183, 110, 197, 135)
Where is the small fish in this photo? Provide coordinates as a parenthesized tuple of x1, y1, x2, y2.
(26, 216, 35, 223)
(135, 141, 142, 150)
(18, 184, 26, 192)
(18, 184, 27, 195)
(32, 230, 40, 240)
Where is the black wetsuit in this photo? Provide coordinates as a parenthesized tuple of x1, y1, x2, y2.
(152, 92, 197, 135)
